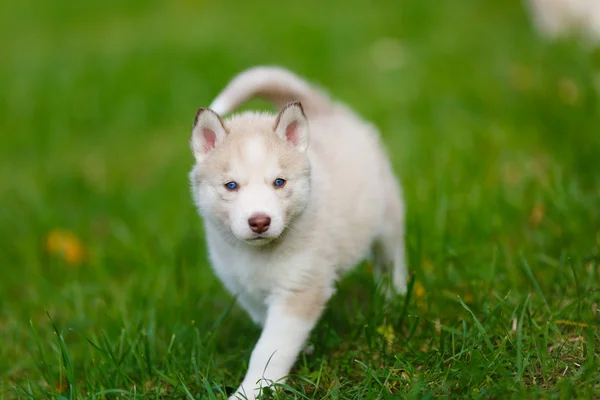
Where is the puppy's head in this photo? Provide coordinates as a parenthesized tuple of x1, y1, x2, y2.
(189, 102, 311, 246)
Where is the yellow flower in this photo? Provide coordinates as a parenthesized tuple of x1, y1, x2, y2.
(413, 281, 428, 313)
(46, 230, 85, 266)
(414, 281, 426, 299)
(376, 324, 396, 343)
(529, 203, 545, 227)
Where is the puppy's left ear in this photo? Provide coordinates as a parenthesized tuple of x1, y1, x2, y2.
(274, 101, 309, 152)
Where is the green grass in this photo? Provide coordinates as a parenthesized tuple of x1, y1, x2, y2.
(1, 0, 599, 398)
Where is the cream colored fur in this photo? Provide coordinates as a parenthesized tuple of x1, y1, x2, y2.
(527, 0, 600, 43)
(189, 66, 408, 400)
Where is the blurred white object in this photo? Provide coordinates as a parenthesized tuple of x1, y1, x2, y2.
(527, 0, 600, 43)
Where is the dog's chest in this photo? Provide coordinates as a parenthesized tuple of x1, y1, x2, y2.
(206, 235, 281, 298)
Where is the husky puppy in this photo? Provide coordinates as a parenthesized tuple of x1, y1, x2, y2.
(189, 66, 408, 399)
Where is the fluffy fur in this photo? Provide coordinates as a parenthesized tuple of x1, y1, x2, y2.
(189, 66, 408, 400)
(527, 0, 600, 43)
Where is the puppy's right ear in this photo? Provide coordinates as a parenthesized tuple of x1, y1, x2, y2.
(190, 108, 227, 162)
(274, 101, 309, 152)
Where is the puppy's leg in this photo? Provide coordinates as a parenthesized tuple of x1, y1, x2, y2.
(236, 293, 267, 327)
(372, 195, 408, 298)
(230, 286, 331, 400)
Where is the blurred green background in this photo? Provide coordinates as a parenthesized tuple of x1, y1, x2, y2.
(1, 0, 599, 398)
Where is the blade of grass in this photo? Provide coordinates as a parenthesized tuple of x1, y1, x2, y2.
(458, 296, 493, 351)
(520, 254, 551, 315)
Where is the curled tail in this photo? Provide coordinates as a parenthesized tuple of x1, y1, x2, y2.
(209, 66, 333, 117)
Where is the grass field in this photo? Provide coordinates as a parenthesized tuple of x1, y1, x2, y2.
(1, 0, 599, 398)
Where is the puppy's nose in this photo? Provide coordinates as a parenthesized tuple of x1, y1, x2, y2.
(248, 214, 271, 233)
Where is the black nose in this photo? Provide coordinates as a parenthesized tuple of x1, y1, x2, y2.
(248, 214, 271, 233)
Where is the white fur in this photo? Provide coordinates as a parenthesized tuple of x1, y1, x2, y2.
(190, 66, 408, 399)
(527, 0, 600, 43)
(208, 99, 229, 115)
(242, 137, 267, 166)
(209, 66, 333, 116)
(236, 302, 317, 400)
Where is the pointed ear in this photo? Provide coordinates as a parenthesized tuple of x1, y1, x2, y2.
(274, 101, 309, 152)
(190, 108, 227, 162)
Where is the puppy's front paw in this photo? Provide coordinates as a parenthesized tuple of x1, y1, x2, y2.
(229, 392, 252, 400)
(229, 394, 252, 400)
(228, 385, 258, 400)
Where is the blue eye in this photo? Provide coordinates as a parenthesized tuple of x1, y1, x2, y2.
(225, 181, 238, 191)
(273, 178, 286, 188)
